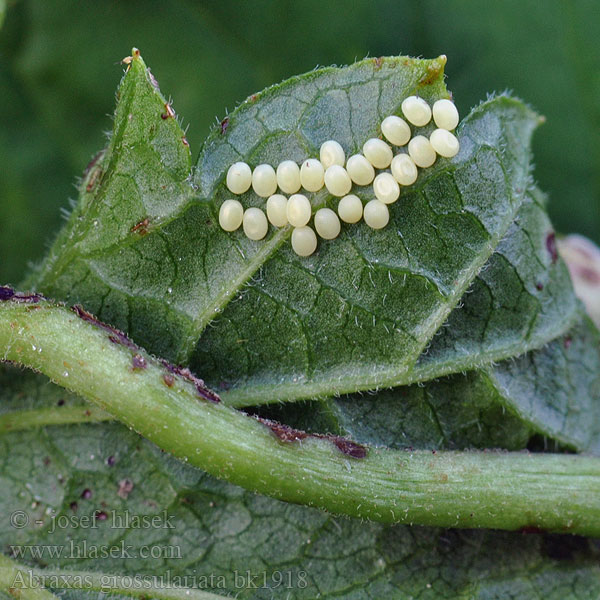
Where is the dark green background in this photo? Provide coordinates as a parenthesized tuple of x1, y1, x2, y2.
(1, 0, 599, 284)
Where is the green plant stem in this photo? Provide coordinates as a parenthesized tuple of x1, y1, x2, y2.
(0, 553, 226, 600)
(1, 299, 599, 535)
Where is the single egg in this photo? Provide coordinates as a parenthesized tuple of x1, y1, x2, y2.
(226, 162, 252, 194)
(252, 164, 278, 197)
(363, 199, 390, 229)
(276, 160, 301, 194)
(429, 129, 460, 158)
(324, 165, 352, 197)
(381, 115, 411, 146)
(401, 96, 432, 126)
(291, 226, 318, 257)
(363, 138, 393, 169)
(408, 135, 436, 168)
(300, 159, 325, 192)
(346, 154, 375, 186)
(373, 173, 400, 204)
(243, 207, 269, 240)
(391, 154, 418, 185)
(266, 194, 288, 227)
(218, 199, 244, 231)
(314, 208, 341, 240)
(432, 99, 459, 130)
(320, 140, 345, 170)
(337, 194, 363, 224)
(286, 194, 312, 227)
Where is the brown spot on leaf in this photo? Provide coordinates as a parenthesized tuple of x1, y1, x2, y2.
(535, 282, 544, 291)
(117, 478, 134, 499)
(162, 373, 175, 387)
(220, 117, 229, 134)
(564, 335, 573, 349)
(373, 57, 383, 70)
(81, 488, 92, 500)
(107, 455, 116, 467)
(95, 510, 108, 521)
(546, 232, 558, 264)
(131, 218, 150, 235)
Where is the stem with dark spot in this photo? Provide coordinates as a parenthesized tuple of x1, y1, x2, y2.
(0, 299, 599, 535)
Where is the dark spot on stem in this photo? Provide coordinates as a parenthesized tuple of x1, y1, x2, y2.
(72, 305, 138, 350)
(256, 416, 367, 459)
(546, 232, 558, 264)
(0, 286, 14, 300)
(160, 360, 221, 403)
(220, 117, 229, 135)
(332, 438, 368, 459)
(519, 525, 546, 534)
(0, 286, 45, 303)
(132, 354, 147, 370)
(81, 488, 92, 500)
(57, 399, 65, 406)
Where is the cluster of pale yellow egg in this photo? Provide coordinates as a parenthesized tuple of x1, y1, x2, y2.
(219, 96, 459, 256)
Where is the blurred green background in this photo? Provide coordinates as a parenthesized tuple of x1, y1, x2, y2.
(1, 0, 599, 285)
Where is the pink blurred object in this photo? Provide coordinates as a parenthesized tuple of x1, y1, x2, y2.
(558, 234, 600, 328)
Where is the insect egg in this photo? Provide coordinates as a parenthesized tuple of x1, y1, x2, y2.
(391, 153, 418, 185)
(381, 115, 411, 146)
(226, 162, 252, 194)
(363, 199, 390, 230)
(320, 140, 345, 170)
(432, 99, 459, 130)
(276, 160, 301, 194)
(291, 226, 318, 257)
(429, 129, 460, 158)
(408, 135, 436, 168)
(324, 165, 352, 197)
(314, 208, 341, 240)
(242, 207, 269, 240)
(266, 194, 288, 227)
(338, 194, 363, 223)
(218, 199, 244, 231)
(251, 164, 278, 197)
(346, 154, 375, 186)
(363, 138, 393, 169)
(286, 194, 312, 227)
(373, 173, 400, 204)
(401, 96, 432, 126)
(300, 159, 325, 192)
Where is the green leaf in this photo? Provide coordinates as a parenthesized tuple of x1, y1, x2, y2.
(0, 410, 599, 599)
(31, 53, 551, 408)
